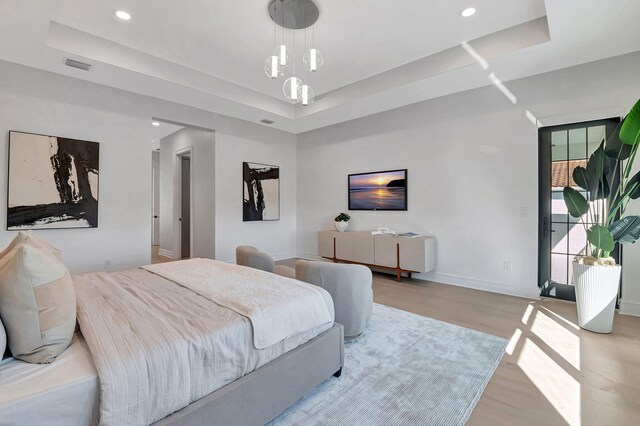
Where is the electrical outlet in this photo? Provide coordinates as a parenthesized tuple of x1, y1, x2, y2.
(104, 260, 112, 271)
(521, 206, 528, 217)
(503, 261, 511, 272)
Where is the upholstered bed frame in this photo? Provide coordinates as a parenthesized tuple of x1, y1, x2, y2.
(155, 323, 344, 426)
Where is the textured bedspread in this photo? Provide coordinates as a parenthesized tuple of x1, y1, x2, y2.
(73, 268, 334, 426)
(141, 259, 333, 349)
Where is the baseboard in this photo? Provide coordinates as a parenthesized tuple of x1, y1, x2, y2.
(429, 272, 540, 300)
(158, 248, 174, 259)
(619, 299, 640, 317)
(271, 251, 298, 262)
(296, 251, 323, 261)
(297, 251, 540, 300)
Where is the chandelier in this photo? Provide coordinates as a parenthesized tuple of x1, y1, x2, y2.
(264, 0, 323, 106)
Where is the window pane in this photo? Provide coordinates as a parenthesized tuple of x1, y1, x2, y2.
(551, 130, 568, 161)
(568, 223, 588, 255)
(551, 254, 568, 285)
(552, 222, 568, 253)
(551, 190, 568, 222)
(569, 128, 587, 160)
(588, 125, 606, 156)
(551, 161, 569, 189)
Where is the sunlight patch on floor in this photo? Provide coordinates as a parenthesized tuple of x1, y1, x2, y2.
(506, 328, 522, 356)
(521, 303, 534, 325)
(539, 305, 579, 330)
(531, 310, 580, 371)
(517, 338, 581, 426)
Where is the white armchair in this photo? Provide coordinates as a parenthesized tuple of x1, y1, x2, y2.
(235, 246, 296, 278)
(295, 260, 373, 339)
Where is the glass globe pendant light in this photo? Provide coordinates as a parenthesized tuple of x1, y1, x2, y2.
(303, 48, 323, 73)
(275, 44, 289, 68)
(264, 55, 284, 79)
(301, 84, 315, 106)
(283, 76, 303, 103)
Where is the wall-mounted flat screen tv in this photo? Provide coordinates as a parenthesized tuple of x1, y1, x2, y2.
(348, 169, 407, 211)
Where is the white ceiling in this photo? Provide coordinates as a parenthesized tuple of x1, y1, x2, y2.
(0, 0, 639, 134)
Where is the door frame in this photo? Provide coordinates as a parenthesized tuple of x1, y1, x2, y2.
(538, 117, 622, 301)
(151, 150, 160, 246)
(174, 146, 194, 260)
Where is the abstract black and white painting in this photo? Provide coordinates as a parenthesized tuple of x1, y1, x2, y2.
(243, 162, 279, 221)
(7, 131, 99, 230)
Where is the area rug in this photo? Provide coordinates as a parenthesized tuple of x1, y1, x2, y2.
(270, 303, 507, 426)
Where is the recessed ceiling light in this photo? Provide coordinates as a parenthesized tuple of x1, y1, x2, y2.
(152, 121, 160, 126)
(460, 7, 476, 17)
(115, 10, 131, 21)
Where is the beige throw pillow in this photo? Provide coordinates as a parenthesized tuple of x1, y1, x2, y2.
(0, 317, 6, 359)
(0, 243, 75, 363)
(0, 231, 62, 260)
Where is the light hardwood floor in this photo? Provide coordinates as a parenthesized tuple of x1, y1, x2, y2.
(277, 259, 640, 425)
(151, 245, 172, 264)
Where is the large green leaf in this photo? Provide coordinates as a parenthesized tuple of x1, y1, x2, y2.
(587, 225, 615, 253)
(605, 119, 633, 160)
(586, 142, 609, 200)
(627, 171, 640, 199)
(572, 166, 589, 191)
(563, 187, 589, 218)
(620, 98, 640, 146)
(609, 216, 640, 245)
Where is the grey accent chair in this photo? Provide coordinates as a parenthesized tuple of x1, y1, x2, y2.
(295, 260, 373, 339)
(235, 246, 295, 278)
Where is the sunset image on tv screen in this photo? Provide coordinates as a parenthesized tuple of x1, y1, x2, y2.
(349, 170, 406, 210)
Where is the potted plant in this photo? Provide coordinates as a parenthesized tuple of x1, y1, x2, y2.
(334, 212, 351, 232)
(563, 98, 640, 333)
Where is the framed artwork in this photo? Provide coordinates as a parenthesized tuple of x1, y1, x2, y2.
(7, 131, 99, 230)
(243, 162, 280, 221)
(348, 169, 407, 211)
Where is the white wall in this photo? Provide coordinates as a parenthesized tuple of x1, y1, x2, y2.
(215, 125, 298, 263)
(297, 51, 640, 305)
(159, 127, 215, 259)
(0, 60, 298, 272)
(0, 75, 151, 272)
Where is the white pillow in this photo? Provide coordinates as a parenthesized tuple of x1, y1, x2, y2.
(0, 231, 62, 260)
(0, 243, 75, 363)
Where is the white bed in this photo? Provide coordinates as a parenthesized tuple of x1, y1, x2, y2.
(1, 263, 338, 426)
(0, 334, 99, 426)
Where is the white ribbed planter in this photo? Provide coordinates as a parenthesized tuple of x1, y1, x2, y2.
(335, 221, 349, 232)
(572, 262, 621, 333)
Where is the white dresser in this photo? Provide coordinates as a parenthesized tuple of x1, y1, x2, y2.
(318, 231, 436, 281)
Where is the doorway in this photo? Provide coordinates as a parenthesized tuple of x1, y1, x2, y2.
(151, 120, 215, 263)
(538, 117, 621, 301)
(179, 153, 191, 259)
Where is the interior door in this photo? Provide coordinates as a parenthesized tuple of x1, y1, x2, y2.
(538, 118, 620, 300)
(181, 156, 191, 258)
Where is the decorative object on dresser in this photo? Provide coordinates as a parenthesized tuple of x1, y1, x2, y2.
(318, 230, 436, 282)
(561, 97, 640, 333)
(243, 162, 280, 221)
(334, 212, 350, 232)
(296, 260, 373, 339)
(7, 131, 99, 230)
(235, 245, 295, 278)
(348, 169, 407, 211)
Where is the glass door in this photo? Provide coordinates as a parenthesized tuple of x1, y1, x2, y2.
(538, 118, 620, 300)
